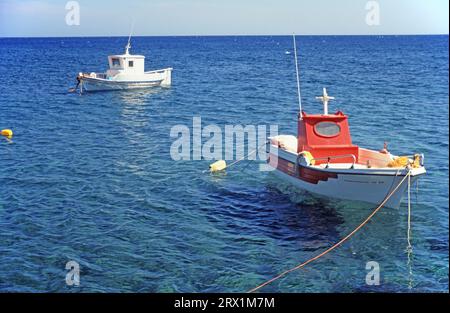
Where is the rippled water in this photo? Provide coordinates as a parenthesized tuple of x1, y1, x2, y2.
(0, 35, 448, 292)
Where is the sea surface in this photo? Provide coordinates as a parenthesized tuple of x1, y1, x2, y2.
(0, 35, 448, 292)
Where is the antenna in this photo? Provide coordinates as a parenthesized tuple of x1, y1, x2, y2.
(292, 34, 303, 119)
(125, 20, 134, 55)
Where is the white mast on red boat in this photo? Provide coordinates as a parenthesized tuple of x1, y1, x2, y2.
(315, 87, 335, 115)
(293, 34, 303, 119)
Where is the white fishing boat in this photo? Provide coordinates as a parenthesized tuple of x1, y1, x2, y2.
(266, 37, 426, 209)
(72, 38, 172, 93)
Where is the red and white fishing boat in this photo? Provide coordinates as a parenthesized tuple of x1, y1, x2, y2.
(267, 87, 426, 209)
(266, 37, 425, 209)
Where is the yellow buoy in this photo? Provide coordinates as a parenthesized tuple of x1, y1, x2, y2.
(209, 160, 227, 173)
(299, 151, 315, 165)
(1, 129, 13, 139)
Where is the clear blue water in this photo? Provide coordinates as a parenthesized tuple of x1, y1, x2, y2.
(0, 35, 448, 292)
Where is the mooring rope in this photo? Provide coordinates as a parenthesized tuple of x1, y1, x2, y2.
(248, 167, 412, 293)
(226, 141, 269, 170)
(206, 141, 269, 174)
(406, 173, 413, 251)
(406, 172, 414, 289)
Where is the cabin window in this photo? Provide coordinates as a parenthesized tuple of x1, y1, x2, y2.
(314, 121, 341, 137)
(128, 61, 134, 67)
(111, 58, 120, 67)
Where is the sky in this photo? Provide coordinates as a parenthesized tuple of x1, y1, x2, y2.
(0, 0, 448, 37)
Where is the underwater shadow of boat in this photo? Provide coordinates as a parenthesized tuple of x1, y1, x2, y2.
(264, 172, 414, 220)
(199, 177, 349, 246)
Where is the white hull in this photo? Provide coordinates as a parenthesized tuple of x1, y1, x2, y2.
(267, 146, 425, 209)
(80, 68, 172, 92)
(271, 167, 419, 209)
(81, 78, 163, 91)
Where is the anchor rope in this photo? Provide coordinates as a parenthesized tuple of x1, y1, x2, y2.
(248, 167, 412, 293)
(406, 173, 413, 252)
(406, 172, 414, 288)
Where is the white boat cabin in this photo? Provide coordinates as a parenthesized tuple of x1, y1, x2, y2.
(105, 44, 146, 80)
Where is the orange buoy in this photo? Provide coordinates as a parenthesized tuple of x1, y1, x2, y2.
(1, 129, 13, 139)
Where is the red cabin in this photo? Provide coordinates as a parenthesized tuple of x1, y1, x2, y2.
(297, 111, 359, 165)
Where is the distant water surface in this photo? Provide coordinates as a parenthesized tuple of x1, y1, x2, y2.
(0, 35, 448, 292)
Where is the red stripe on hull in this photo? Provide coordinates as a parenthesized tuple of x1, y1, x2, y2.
(269, 154, 338, 184)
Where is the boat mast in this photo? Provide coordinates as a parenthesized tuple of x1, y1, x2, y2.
(125, 21, 134, 55)
(293, 34, 303, 119)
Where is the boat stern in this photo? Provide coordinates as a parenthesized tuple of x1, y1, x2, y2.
(146, 67, 173, 87)
(161, 67, 172, 86)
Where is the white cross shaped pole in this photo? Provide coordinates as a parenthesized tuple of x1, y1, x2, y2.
(315, 88, 335, 115)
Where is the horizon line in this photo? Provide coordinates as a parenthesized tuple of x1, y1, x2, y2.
(1, 33, 449, 39)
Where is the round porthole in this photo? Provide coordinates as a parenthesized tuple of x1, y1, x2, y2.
(314, 122, 341, 137)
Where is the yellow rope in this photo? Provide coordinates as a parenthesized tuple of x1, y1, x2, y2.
(248, 168, 412, 293)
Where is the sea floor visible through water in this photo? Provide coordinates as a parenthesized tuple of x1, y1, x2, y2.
(0, 35, 448, 292)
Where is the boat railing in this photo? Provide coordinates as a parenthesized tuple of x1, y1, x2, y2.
(311, 154, 357, 169)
